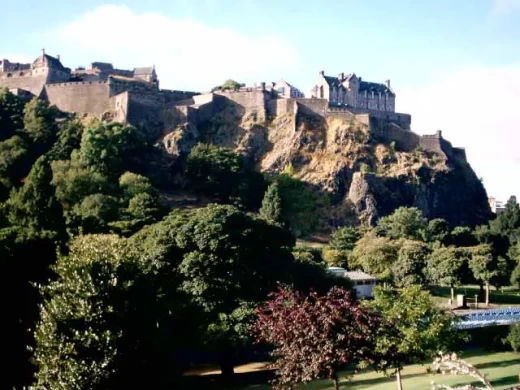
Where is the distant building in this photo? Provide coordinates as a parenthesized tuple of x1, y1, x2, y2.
(311, 70, 395, 112)
(488, 197, 506, 215)
(326, 267, 377, 299)
(273, 79, 304, 98)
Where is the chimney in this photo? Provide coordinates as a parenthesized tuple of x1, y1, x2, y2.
(436, 130, 442, 138)
(41, 48, 45, 56)
(385, 79, 391, 88)
(319, 70, 325, 76)
(57, 54, 60, 61)
(260, 82, 266, 91)
(339, 72, 344, 80)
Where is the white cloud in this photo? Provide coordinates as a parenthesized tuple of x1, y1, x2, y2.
(491, 0, 520, 14)
(46, 4, 299, 91)
(398, 64, 520, 201)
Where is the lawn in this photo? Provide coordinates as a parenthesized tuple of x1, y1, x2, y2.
(242, 351, 519, 390)
(430, 285, 520, 308)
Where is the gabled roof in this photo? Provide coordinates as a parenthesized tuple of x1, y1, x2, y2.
(33, 54, 65, 70)
(323, 75, 342, 87)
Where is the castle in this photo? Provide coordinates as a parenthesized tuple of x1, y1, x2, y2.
(0, 50, 465, 161)
(311, 71, 395, 112)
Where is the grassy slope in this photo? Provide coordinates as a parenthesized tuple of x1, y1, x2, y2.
(244, 351, 519, 390)
(430, 285, 520, 308)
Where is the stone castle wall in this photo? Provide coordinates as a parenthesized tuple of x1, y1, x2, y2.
(0, 73, 48, 96)
(293, 98, 328, 117)
(44, 81, 112, 116)
(215, 90, 268, 121)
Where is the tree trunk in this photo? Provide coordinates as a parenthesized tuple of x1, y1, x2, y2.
(485, 284, 490, 307)
(396, 368, 403, 390)
(220, 345, 235, 382)
(333, 375, 340, 390)
(451, 286, 455, 301)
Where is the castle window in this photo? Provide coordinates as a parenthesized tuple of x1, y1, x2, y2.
(19, 72, 24, 76)
(7, 73, 12, 77)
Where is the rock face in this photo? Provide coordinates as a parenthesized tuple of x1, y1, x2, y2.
(161, 99, 492, 228)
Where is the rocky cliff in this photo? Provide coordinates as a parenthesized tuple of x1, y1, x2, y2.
(160, 99, 492, 229)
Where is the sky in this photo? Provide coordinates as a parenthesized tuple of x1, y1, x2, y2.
(1, 0, 520, 202)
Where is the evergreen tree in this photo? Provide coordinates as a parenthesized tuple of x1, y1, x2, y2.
(259, 182, 282, 224)
(0, 88, 24, 142)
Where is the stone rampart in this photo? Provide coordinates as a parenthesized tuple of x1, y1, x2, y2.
(161, 89, 198, 104)
(126, 91, 165, 131)
(370, 117, 420, 150)
(215, 90, 268, 121)
(44, 81, 111, 115)
(419, 131, 444, 156)
(267, 98, 297, 117)
(0, 73, 48, 96)
(293, 98, 328, 117)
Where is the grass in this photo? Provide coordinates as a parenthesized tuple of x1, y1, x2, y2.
(242, 351, 519, 390)
(430, 285, 520, 308)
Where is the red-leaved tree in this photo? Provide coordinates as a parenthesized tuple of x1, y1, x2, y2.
(252, 286, 380, 390)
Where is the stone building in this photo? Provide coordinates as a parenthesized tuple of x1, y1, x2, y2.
(273, 79, 304, 98)
(311, 71, 395, 112)
(0, 50, 194, 130)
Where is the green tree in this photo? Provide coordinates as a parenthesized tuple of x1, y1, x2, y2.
(6, 155, 63, 232)
(22, 98, 58, 148)
(511, 260, 520, 288)
(259, 182, 283, 224)
(0, 135, 28, 198)
(350, 234, 399, 284)
(447, 226, 478, 247)
(119, 171, 156, 200)
(276, 173, 318, 237)
(490, 195, 520, 244)
(367, 286, 461, 390)
(391, 239, 429, 287)
(330, 226, 360, 251)
(70, 193, 119, 233)
(0, 88, 24, 141)
(467, 244, 498, 306)
(213, 79, 243, 91)
(375, 207, 427, 241)
(1, 227, 58, 389)
(426, 245, 468, 300)
(80, 121, 145, 176)
(33, 234, 191, 389)
(174, 205, 296, 376)
(505, 324, 520, 352)
(47, 119, 83, 161)
(51, 157, 111, 208)
(185, 143, 243, 201)
(425, 218, 449, 243)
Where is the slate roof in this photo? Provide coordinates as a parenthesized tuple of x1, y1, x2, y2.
(91, 62, 114, 71)
(360, 81, 394, 96)
(322, 73, 394, 96)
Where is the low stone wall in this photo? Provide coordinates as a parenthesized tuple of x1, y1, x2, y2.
(370, 117, 420, 151)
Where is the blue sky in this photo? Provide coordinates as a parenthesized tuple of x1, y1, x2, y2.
(2, 0, 520, 202)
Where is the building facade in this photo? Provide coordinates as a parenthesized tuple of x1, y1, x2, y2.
(273, 79, 304, 98)
(311, 71, 395, 112)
